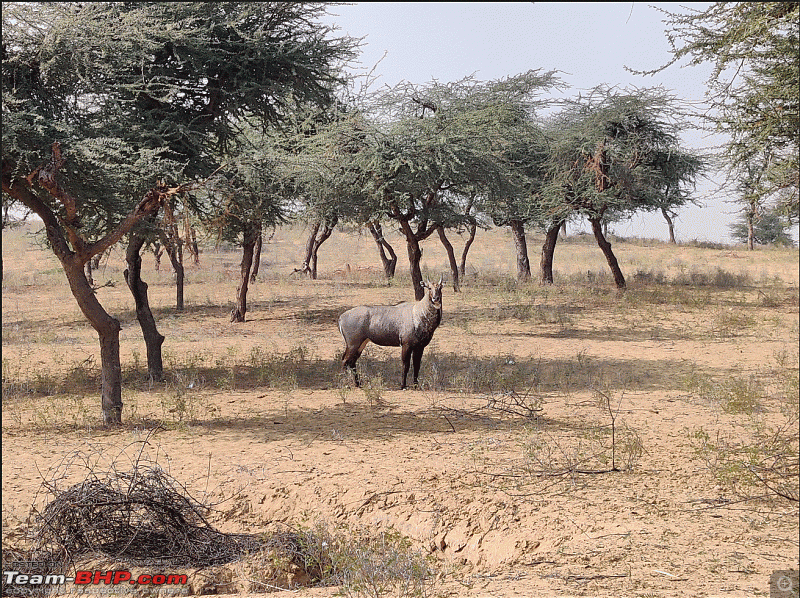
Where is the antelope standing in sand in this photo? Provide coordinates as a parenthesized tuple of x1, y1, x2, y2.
(338, 276, 443, 389)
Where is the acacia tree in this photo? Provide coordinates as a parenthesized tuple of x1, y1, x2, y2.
(539, 87, 702, 288)
(2, 2, 357, 422)
(203, 153, 290, 323)
(487, 122, 554, 282)
(353, 72, 561, 298)
(285, 105, 358, 280)
(731, 205, 794, 247)
(442, 74, 566, 284)
(730, 152, 774, 251)
(637, 2, 799, 221)
(647, 146, 704, 244)
(286, 105, 401, 281)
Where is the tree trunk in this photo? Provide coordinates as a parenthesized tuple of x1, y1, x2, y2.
(661, 208, 676, 244)
(407, 237, 424, 300)
(185, 221, 200, 266)
(84, 251, 105, 286)
(298, 221, 321, 278)
(436, 225, 460, 292)
(540, 220, 563, 285)
(590, 216, 626, 289)
(124, 232, 165, 382)
(250, 232, 262, 282)
(173, 237, 184, 311)
(231, 222, 260, 322)
(396, 212, 424, 300)
(310, 218, 335, 279)
(297, 218, 336, 279)
(509, 219, 531, 282)
(152, 242, 163, 271)
(458, 219, 477, 281)
(391, 201, 437, 300)
(368, 222, 397, 279)
(62, 257, 124, 424)
(159, 229, 184, 311)
(84, 259, 94, 286)
(560, 220, 567, 239)
(98, 323, 123, 425)
(747, 205, 756, 250)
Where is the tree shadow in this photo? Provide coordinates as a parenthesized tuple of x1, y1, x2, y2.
(187, 400, 548, 443)
(154, 351, 713, 400)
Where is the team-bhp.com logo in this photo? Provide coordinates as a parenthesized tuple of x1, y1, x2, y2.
(4, 568, 187, 589)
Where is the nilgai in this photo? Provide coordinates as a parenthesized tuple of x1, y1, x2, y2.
(338, 276, 443, 389)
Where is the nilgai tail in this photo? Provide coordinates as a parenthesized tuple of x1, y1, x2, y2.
(338, 275, 443, 389)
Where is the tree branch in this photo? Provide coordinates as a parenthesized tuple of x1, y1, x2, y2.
(29, 142, 86, 256)
(3, 172, 74, 263)
(86, 183, 186, 263)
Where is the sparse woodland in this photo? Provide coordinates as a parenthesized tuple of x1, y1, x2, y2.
(2, 2, 798, 596)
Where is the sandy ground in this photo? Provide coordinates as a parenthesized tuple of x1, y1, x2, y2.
(2, 224, 798, 597)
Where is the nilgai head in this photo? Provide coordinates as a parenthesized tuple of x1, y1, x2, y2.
(420, 274, 444, 309)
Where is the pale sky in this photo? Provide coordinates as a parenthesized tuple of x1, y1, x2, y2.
(321, 2, 798, 244)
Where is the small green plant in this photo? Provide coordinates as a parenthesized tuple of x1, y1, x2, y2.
(130, 349, 141, 374)
(712, 309, 757, 338)
(64, 394, 92, 431)
(160, 371, 214, 424)
(294, 523, 436, 598)
(362, 374, 385, 407)
(683, 370, 764, 415)
(247, 345, 306, 389)
(215, 346, 240, 389)
(337, 363, 352, 403)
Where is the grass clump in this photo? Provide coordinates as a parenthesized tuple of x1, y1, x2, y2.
(683, 370, 765, 415)
(689, 421, 798, 503)
(362, 373, 386, 407)
(687, 356, 799, 503)
(299, 524, 436, 598)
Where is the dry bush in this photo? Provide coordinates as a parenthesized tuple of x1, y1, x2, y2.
(688, 358, 799, 503)
(522, 389, 643, 483)
(30, 445, 263, 568)
(301, 523, 436, 598)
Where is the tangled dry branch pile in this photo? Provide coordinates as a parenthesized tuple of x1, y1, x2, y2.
(33, 459, 263, 568)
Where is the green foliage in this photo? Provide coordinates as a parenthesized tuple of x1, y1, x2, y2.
(540, 86, 703, 225)
(643, 2, 799, 220)
(2, 2, 358, 244)
(684, 371, 765, 415)
(369, 72, 562, 218)
(304, 71, 564, 233)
